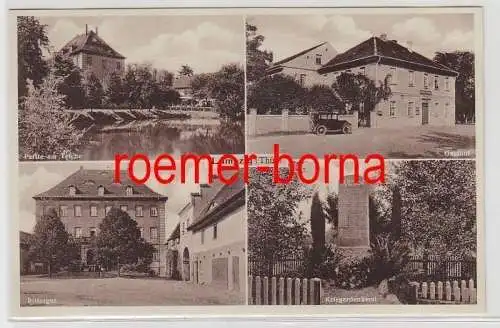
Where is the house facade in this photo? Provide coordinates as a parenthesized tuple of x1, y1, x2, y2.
(267, 34, 458, 127)
(33, 167, 167, 275)
(59, 25, 126, 87)
(164, 178, 246, 292)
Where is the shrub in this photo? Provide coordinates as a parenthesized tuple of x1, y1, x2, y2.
(302, 245, 342, 279)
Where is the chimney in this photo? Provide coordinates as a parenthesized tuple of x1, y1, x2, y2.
(379, 33, 388, 41)
(406, 41, 413, 52)
(95, 27, 98, 36)
(85, 24, 88, 36)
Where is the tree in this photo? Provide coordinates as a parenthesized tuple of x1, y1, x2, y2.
(51, 53, 86, 109)
(96, 208, 155, 274)
(29, 209, 78, 277)
(307, 84, 344, 113)
(332, 72, 392, 124)
(246, 23, 273, 84)
(84, 72, 104, 108)
(104, 72, 126, 107)
(17, 16, 49, 100)
(310, 192, 326, 252)
(248, 74, 307, 114)
(209, 64, 245, 122)
(433, 51, 475, 123)
(248, 169, 312, 276)
(178, 65, 194, 77)
(18, 72, 83, 158)
(383, 161, 476, 258)
(191, 73, 214, 100)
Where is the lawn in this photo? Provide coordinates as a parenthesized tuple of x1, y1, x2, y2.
(20, 276, 245, 306)
(248, 124, 475, 159)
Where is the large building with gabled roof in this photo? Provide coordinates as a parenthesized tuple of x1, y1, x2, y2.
(163, 176, 246, 293)
(266, 34, 458, 127)
(33, 167, 167, 275)
(59, 25, 125, 87)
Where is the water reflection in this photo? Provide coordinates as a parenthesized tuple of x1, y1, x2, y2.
(80, 119, 244, 160)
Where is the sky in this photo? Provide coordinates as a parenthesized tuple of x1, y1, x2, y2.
(248, 13, 475, 62)
(18, 161, 209, 236)
(38, 15, 244, 74)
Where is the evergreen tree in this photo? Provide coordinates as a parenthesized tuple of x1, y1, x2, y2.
(310, 191, 326, 253)
(84, 72, 104, 108)
(52, 53, 85, 109)
(104, 72, 125, 107)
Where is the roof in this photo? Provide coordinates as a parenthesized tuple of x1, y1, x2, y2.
(319, 36, 458, 77)
(167, 223, 180, 241)
(272, 42, 328, 66)
(172, 76, 193, 89)
(59, 30, 125, 60)
(33, 168, 167, 200)
(188, 178, 245, 232)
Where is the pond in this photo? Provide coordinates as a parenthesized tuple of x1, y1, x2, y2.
(79, 118, 245, 160)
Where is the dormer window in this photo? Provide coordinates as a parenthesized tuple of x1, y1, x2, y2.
(98, 186, 105, 196)
(69, 185, 76, 196)
(315, 54, 322, 65)
(126, 186, 133, 196)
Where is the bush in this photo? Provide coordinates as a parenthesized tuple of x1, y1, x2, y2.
(302, 245, 342, 279)
(335, 255, 372, 289)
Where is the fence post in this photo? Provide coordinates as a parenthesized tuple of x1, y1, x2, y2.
(271, 277, 277, 305)
(437, 281, 443, 300)
(313, 278, 321, 305)
(469, 279, 476, 303)
(429, 282, 435, 300)
(461, 280, 468, 303)
(286, 278, 292, 305)
(248, 275, 253, 305)
(281, 108, 289, 133)
(302, 278, 308, 305)
(453, 280, 460, 302)
(248, 108, 257, 137)
(421, 282, 428, 299)
(279, 277, 285, 305)
(445, 281, 452, 301)
(263, 276, 269, 305)
(294, 278, 301, 305)
(410, 283, 419, 304)
(255, 276, 261, 305)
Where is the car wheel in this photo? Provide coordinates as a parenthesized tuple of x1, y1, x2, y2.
(316, 125, 327, 135)
(342, 124, 352, 134)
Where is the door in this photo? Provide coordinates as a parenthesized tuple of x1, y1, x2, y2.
(422, 102, 429, 125)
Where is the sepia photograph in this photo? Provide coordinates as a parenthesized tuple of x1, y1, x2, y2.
(246, 13, 478, 158)
(247, 160, 478, 305)
(18, 161, 246, 306)
(17, 15, 245, 161)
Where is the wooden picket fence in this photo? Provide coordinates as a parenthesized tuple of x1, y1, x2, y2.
(248, 275, 321, 305)
(411, 279, 477, 304)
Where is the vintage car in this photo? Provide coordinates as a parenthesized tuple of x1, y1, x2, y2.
(309, 112, 352, 135)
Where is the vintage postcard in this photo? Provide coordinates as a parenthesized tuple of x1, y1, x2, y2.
(10, 6, 484, 319)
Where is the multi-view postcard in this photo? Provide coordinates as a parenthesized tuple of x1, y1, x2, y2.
(11, 7, 483, 318)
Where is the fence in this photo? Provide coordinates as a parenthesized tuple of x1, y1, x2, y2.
(407, 255, 476, 282)
(410, 279, 477, 304)
(248, 255, 304, 277)
(248, 275, 322, 305)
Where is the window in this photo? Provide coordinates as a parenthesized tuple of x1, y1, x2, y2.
(89, 227, 97, 238)
(120, 205, 127, 212)
(150, 207, 158, 217)
(153, 250, 159, 262)
(150, 227, 158, 241)
(60, 206, 68, 217)
(359, 67, 366, 76)
(445, 77, 450, 91)
(105, 205, 112, 216)
(415, 106, 421, 116)
(407, 102, 414, 116)
(139, 227, 144, 238)
(390, 67, 397, 84)
(135, 206, 143, 217)
(90, 205, 98, 217)
(69, 186, 76, 196)
(409, 70, 415, 87)
(74, 205, 82, 217)
(389, 101, 397, 116)
(74, 227, 82, 238)
(299, 74, 306, 86)
(85, 55, 92, 66)
(315, 54, 322, 65)
(201, 229, 205, 244)
(423, 74, 429, 89)
(434, 75, 439, 90)
(98, 186, 104, 196)
(213, 224, 218, 240)
(116, 61, 121, 70)
(126, 186, 133, 196)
